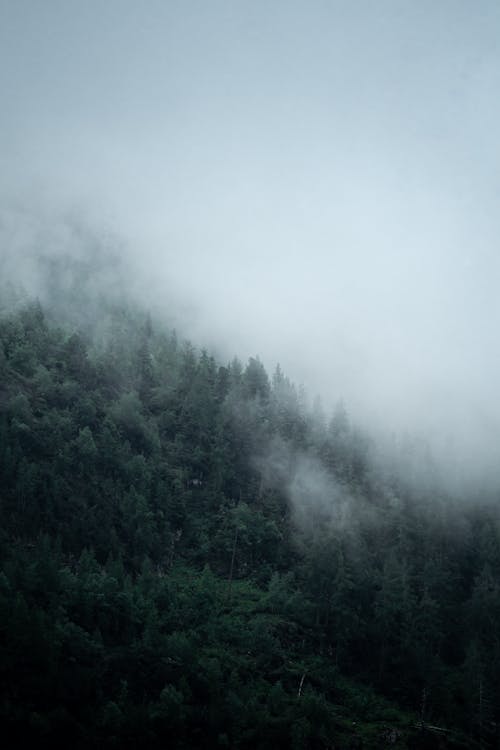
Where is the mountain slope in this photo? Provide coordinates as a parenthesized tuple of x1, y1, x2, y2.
(0, 292, 497, 748)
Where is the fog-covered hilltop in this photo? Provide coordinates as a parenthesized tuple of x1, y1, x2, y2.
(1, 251, 499, 749)
(3, 1, 500, 745)
(4, 1, 500, 479)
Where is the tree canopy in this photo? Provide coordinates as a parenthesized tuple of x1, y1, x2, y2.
(0, 286, 498, 748)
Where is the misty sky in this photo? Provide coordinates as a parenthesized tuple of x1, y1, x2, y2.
(2, 1, 500, 467)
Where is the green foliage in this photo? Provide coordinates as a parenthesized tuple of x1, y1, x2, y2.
(0, 293, 495, 749)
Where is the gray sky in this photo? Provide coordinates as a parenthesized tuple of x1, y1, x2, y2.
(2, 1, 500, 471)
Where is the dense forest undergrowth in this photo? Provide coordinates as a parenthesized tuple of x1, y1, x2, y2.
(1, 258, 500, 748)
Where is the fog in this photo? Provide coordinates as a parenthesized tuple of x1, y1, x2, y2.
(2, 1, 500, 480)
(256, 436, 364, 538)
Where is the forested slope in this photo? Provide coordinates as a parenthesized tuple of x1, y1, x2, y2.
(1, 279, 499, 748)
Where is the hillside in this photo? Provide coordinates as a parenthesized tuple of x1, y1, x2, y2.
(1, 286, 499, 748)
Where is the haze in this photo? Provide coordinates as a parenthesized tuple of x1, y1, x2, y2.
(1, 1, 500, 477)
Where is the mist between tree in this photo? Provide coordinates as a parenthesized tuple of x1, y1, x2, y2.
(4, 210, 500, 746)
(1, 201, 499, 497)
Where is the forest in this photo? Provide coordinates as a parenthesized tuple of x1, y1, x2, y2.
(1, 254, 500, 749)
